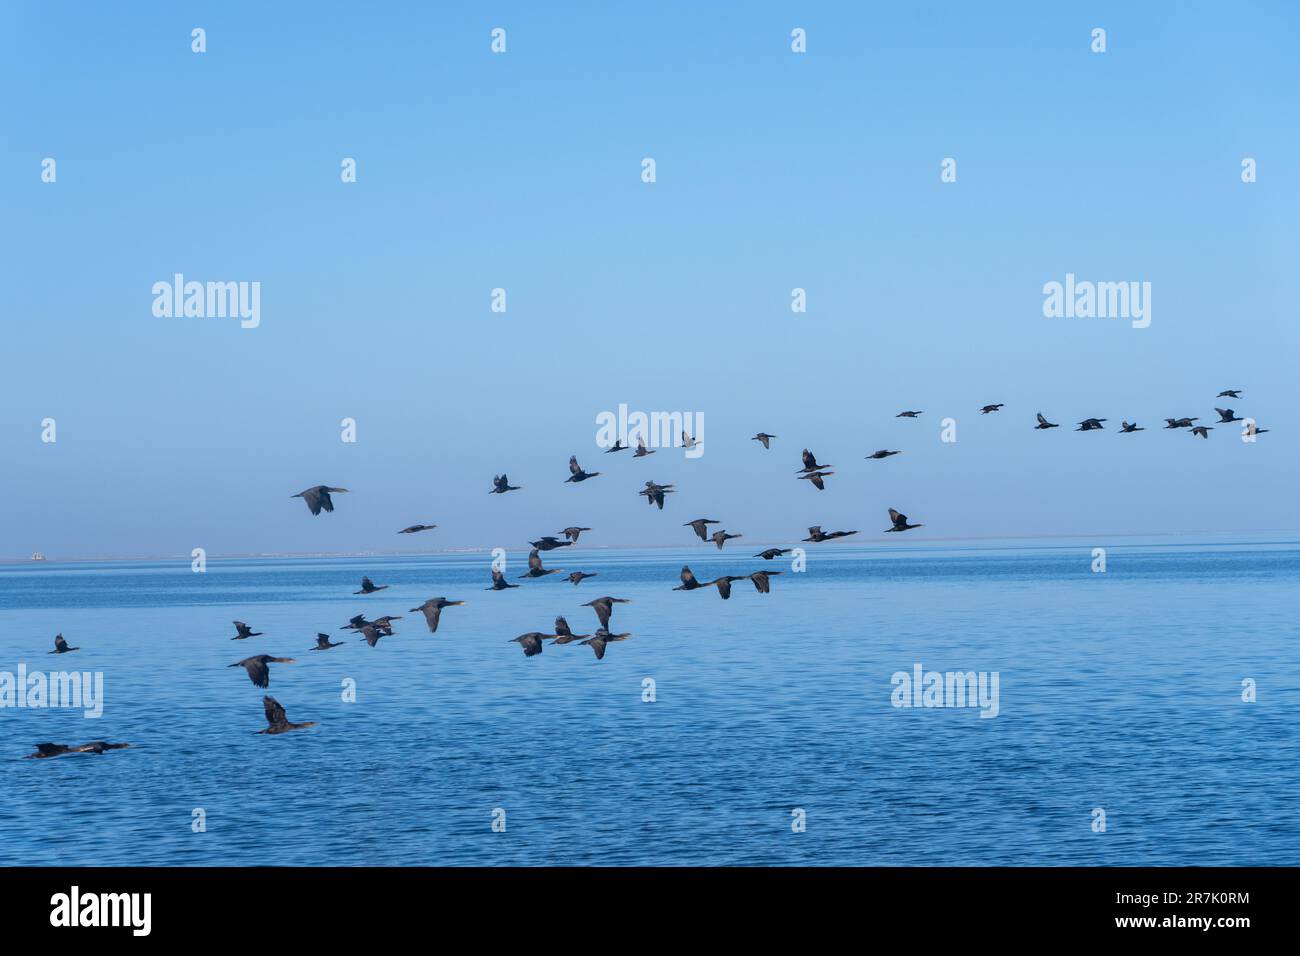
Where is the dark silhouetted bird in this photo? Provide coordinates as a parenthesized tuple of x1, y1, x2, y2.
(640, 480, 675, 509)
(292, 486, 349, 515)
(1120, 421, 1144, 433)
(798, 448, 831, 473)
(410, 598, 464, 633)
(633, 438, 655, 457)
(711, 530, 743, 550)
(560, 526, 591, 543)
(257, 697, 316, 735)
(567, 571, 597, 585)
(548, 616, 589, 645)
(865, 449, 901, 460)
(755, 548, 792, 560)
(50, 634, 78, 654)
(1217, 389, 1242, 398)
(1191, 426, 1213, 438)
(26, 741, 130, 759)
(897, 410, 923, 418)
(341, 614, 400, 633)
(752, 432, 776, 449)
(685, 518, 720, 541)
(231, 621, 262, 641)
(511, 633, 547, 657)
(355, 576, 388, 594)
(490, 474, 520, 494)
(885, 509, 923, 532)
(1215, 408, 1243, 423)
(398, 524, 436, 534)
(804, 526, 857, 542)
(980, 404, 1004, 414)
(1035, 413, 1059, 430)
(487, 568, 520, 591)
(1076, 418, 1106, 431)
(530, 536, 571, 551)
(798, 470, 833, 490)
(580, 628, 630, 660)
(357, 624, 388, 647)
(749, 570, 782, 593)
(229, 654, 296, 688)
(582, 596, 630, 629)
(605, 440, 629, 453)
(310, 633, 344, 651)
(566, 456, 599, 483)
(674, 567, 742, 599)
(1165, 417, 1198, 429)
(520, 549, 563, 579)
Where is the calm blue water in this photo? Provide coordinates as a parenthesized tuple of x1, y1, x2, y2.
(1, 539, 1296, 866)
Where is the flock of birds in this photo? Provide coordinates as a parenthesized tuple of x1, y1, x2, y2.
(26, 392, 1265, 756)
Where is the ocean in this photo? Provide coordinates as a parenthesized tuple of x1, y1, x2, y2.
(1, 538, 1296, 866)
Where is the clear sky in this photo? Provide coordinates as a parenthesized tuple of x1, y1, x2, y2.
(2, 2, 1297, 559)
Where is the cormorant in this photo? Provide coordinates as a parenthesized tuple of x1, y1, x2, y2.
(398, 524, 437, 534)
(1076, 418, 1106, 431)
(673, 567, 743, 599)
(1215, 408, 1243, 423)
(711, 530, 743, 550)
(490, 474, 520, 494)
(755, 548, 793, 560)
(229, 654, 296, 688)
(1191, 426, 1213, 438)
(580, 628, 630, 660)
(865, 450, 901, 459)
(310, 633, 344, 651)
(752, 433, 776, 449)
(410, 598, 464, 633)
(548, 616, 589, 645)
(798, 470, 833, 490)
(487, 568, 520, 590)
(231, 621, 262, 640)
(633, 438, 655, 457)
(1035, 413, 1059, 430)
(582, 596, 630, 629)
(1120, 421, 1144, 432)
(560, 526, 591, 543)
(681, 431, 701, 450)
(25, 741, 131, 758)
(749, 570, 782, 593)
(685, 518, 720, 541)
(341, 614, 400, 633)
(519, 548, 563, 579)
(357, 624, 388, 647)
(605, 440, 629, 453)
(798, 449, 832, 472)
(292, 486, 349, 515)
(50, 634, 78, 654)
(980, 404, 1004, 414)
(803, 526, 857, 542)
(897, 411, 923, 418)
(885, 508, 923, 532)
(530, 536, 571, 551)
(510, 633, 547, 657)
(355, 576, 388, 594)
(1165, 417, 1198, 429)
(1217, 389, 1242, 398)
(567, 571, 597, 585)
(640, 480, 675, 509)
(257, 696, 316, 735)
(566, 456, 599, 483)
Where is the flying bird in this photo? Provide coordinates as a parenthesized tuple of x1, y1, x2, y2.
(798, 470, 833, 490)
(755, 548, 792, 560)
(520, 549, 563, 579)
(257, 696, 316, 735)
(749, 570, 783, 593)
(310, 633, 345, 651)
(510, 633, 547, 657)
(357, 624, 389, 647)
(231, 621, 262, 641)
(580, 628, 630, 660)
(1217, 389, 1242, 398)
(1215, 408, 1243, 423)
(398, 524, 437, 534)
(50, 634, 78, 654)
(1120, 421, 1145, 433)
(25, 741, 131, 759)
(897, 410, 923, 418)
(711, 530, 743, 550)
(582, 596, 630, 629)
(229, 654, 296, 688)
(1165, 417, 1198, 429)
(865, 450, 901, 460)
(605, 440, 629, 453)
(566, 571, 597, 585)
(752, 433, 776, 449)
(640, 480, 675, 509)
(548, 616, 589, 646)
(1191, 426, 1213, 438)
(673, 567, 743, 599)
(798, 448, 832, 473)
(681, 431, 701, 451)
(1035, 413, 1059, 430)
(292, 486, 349, 515)
(410, 598, 465, 633)
(559, 526, 591, 543)
(885, 508, 923, 532)
(341, 614, 400, 633)
(684, 518, 721, 541)
(566, 456, 599, 483)
(980, 404, 1004, 414)
(486, 568, 520, 591)
(490, 474, 520, 494)
(530, 536, 571, 551)
(1076, 418, 1106, 431)
(354, 576, 388, 594)
(804, 526, 857, 542)
(633, 438, 655, 457)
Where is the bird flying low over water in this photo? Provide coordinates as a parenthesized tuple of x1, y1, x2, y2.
(885, 509, 923, 532)
(490, 474, 520, 494)
(1217, 389, 1242, 398)
(685, 518, 720, 541)
(50, 634, 78, 654)
(341, 614, 400, 633)
(310, 633, 345, 651)
(980, 404, 1004, 414)
(580, 628, 630, 660)
(511, 632, 548, 657)
(865, 449, 901, 460)
(1035, 413, 1059, 430)
(410, 598, 464, 633)
(1120, 421, 1145, 433)
(633, 438, 655, 457)
(560, 526, 591, 543)
(897, 410, 923, 418)
(566, 456, 599, 482)
(257, 696, 316, 735)
(230, 655, 296, 688)
(640, 480, 675, 509)
(548, 616, 589, 645)
(398, 524, 437, 534)
(1165, 417, 1198, 429)
(755, 548, 793, 560)
(487, 568, 520, 590)
(567, 571, 597, 585)
(520, 549, 563, 579)
(231, 621, 262, 640)
(798, 470, 833, 491)
(1216, 408, 1243, 423)
(582, 596, 630, 629)
(752, 432, 776, 448)
(674, 567, 744, 599)
(804, 526, 857, 542)
(357, 624, 389, 647)
(292, 486, 349, 515)
(798, 448, 831, 473)
(1191, 426, 1213, 438)
(605, 440, 629, 453)
(749, 570, 782, 593)
(355, 576, 388, 594)
(711, 530, 743, 550)
(530, 536, 571, 551)
(1076, 418, 1106, 431)
(26, 741, 131, 759)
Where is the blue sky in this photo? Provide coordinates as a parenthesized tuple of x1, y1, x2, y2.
(2, 2, 1297, 558)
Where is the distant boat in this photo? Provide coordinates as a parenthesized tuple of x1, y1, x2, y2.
(31, 552, 45, 562)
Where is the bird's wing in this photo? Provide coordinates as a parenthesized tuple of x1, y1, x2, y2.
(889, 509, 903, 524)
(801, 449, 815, 468)
(680, 567, 698, 586)
(528, 549, 543, 571)
(422, 605, 442, 632)
(246, 659, 270, 687)
(569, 456, 581, 475)
(811, 474, 825, 490)
(263, 696, 287, 727)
